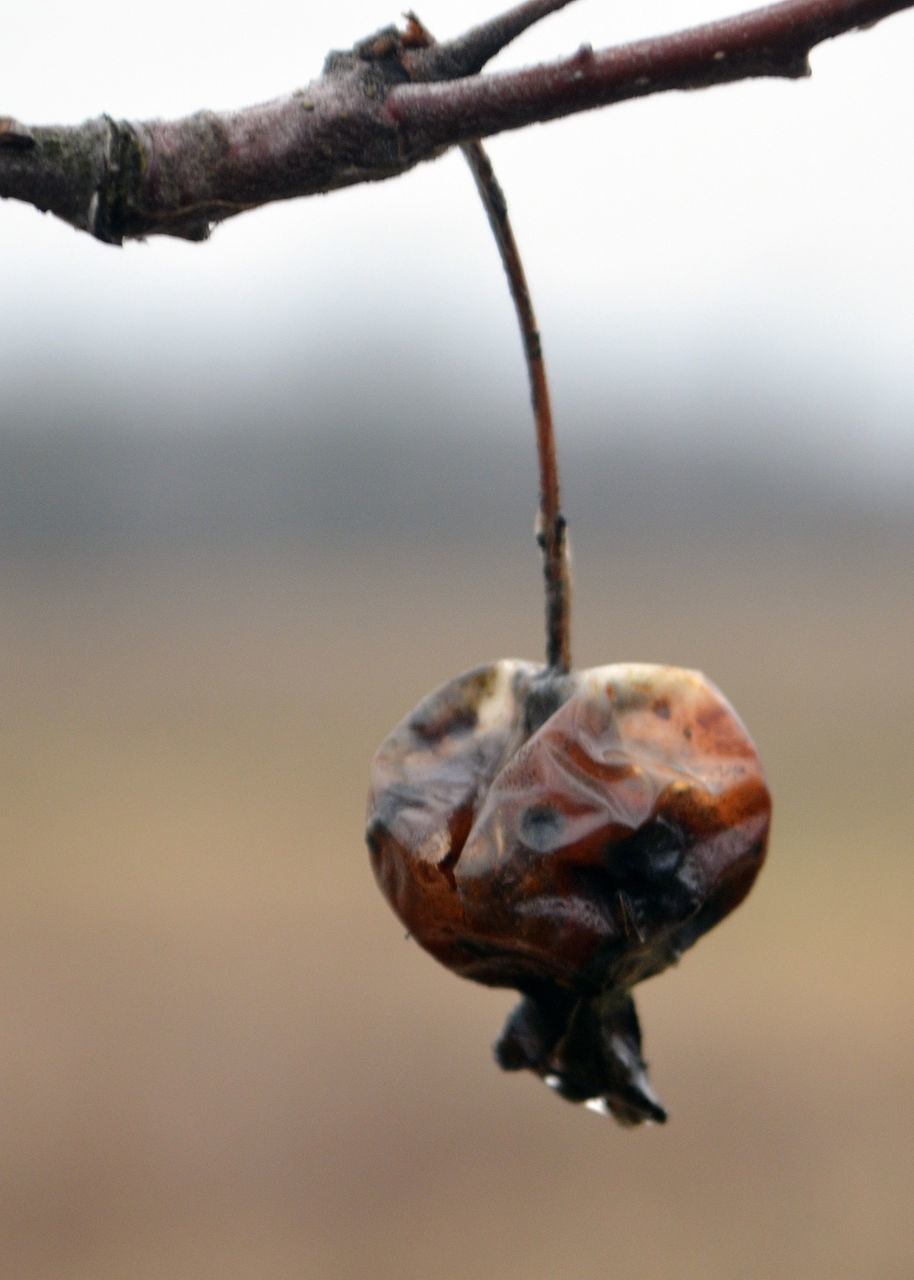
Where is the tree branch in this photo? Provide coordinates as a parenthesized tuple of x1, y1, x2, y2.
(1, 0, 911, 244)
(389, 0, 914, 143)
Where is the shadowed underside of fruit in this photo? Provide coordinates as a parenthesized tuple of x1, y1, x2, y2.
(367, 659, 771, 1125)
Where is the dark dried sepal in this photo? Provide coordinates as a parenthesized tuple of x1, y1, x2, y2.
(495, 986, 667, 1125)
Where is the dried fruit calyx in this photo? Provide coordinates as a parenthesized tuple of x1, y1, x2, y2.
(367, 659, 771, 1124)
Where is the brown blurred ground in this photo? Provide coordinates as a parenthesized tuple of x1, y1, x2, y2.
(1, 521, 912, 1280)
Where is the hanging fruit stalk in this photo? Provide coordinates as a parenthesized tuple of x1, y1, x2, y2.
(460, 138, 571, 673)
(366, 19, 771, 1126)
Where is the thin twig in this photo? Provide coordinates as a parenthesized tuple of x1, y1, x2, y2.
(405, 12, 572, 670)
(400, 0, 582, 80)
(461, 141, 571, 672)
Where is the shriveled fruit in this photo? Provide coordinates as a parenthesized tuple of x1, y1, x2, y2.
(367, 659, 770, 1124)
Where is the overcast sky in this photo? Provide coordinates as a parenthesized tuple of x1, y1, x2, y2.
(3, 0, 914, 504)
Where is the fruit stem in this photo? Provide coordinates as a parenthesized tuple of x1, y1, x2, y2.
(461, 139, 572, 673)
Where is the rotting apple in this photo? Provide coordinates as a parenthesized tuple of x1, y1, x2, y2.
(367, 659, 770, 1124)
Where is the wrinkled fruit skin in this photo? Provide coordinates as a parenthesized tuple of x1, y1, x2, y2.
(367, 660, 771, 1125)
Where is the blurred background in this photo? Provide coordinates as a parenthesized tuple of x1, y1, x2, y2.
(2, 2, 913, 1277)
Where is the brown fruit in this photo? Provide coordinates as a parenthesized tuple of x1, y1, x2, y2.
(367, 659, 770, 1124)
